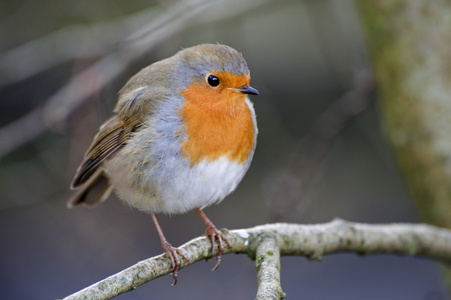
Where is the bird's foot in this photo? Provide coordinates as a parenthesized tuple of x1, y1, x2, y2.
(160, 239, 189, 285)
(203, 221, 232, 271)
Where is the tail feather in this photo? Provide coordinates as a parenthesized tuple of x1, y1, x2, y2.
(68, 167, 112, 208)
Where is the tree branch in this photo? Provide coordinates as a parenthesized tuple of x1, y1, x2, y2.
(62, 219, 451, 300)
(255, 235, 285, 300)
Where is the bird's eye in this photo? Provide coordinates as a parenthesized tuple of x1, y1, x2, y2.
(207, 75, 220, 87)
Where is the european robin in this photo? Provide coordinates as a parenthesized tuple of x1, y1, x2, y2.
(68, 44, 258, 283)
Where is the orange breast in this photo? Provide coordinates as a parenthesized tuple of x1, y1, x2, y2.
(179, 73, 255, 166)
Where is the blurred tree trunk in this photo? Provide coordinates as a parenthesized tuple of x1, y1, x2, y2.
(357, 0, 451, 292)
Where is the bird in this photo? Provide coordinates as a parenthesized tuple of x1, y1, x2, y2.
(68, 43, 258, 284)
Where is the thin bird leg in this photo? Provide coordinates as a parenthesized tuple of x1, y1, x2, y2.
(151, 212, 188, 285)
(195, 208, 232, 271)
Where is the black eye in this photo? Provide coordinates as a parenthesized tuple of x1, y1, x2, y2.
(207, 75, 220, 87)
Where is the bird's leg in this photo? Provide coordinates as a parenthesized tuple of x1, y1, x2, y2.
(151, 212, 188, 285)
(195, 208, 232, 271)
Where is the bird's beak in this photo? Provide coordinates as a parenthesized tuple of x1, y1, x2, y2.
(235, 85, 259, 95)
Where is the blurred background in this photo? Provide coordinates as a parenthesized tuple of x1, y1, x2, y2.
(0, 0, 447, 299)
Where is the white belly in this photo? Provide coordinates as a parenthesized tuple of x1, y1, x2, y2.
(106, 152, 248, 214)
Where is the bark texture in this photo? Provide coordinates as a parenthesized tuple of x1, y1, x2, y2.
(357, 0, 451, 291)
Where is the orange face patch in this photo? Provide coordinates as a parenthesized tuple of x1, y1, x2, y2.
(179, 72, 255, 166)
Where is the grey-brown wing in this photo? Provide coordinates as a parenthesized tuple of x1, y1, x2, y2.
(70, 115, 142, 188)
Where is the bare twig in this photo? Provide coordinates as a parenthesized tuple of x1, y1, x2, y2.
(255, 236, 285, 300)
(62, 219, 451, 300)
(0, 7, 161, 86)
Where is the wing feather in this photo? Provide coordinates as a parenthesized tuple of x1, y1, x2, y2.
(70, 116, 142, 188)
(68, 84, 155, 207)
